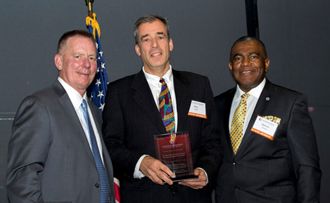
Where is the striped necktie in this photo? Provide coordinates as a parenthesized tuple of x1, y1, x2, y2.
(159, 78, 175, 133)
(230, 93, 249, 154)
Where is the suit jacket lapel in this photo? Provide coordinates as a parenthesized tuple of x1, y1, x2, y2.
(54, 81, 96, 163)
(172, 70, 191, 132)
(131, 71, 166, 133)
(236, 81, 272, 158)
(223, 88, 236, 156)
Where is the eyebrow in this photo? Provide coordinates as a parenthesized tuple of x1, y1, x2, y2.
(156, 32, 166, 36)
(140, 32, 167, 40)
(232, 51, 260, 57)
(140, 34, 149, 40)
(231, 53, 242, 59)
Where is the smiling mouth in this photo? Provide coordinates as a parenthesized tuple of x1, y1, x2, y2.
(241, 70, 253, 74)
(79, 72, 90, 76)
(150, 52, 162, 57)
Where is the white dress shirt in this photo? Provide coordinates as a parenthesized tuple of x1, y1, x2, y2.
(143, 66, 178, 131)
(133, 66, 178, 178)
(229, 78, 266, 136)
(58, 77, 104, 162)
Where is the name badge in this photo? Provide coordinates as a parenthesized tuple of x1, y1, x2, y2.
(188, 100, 207, 119)
(251, 115, 279, 140)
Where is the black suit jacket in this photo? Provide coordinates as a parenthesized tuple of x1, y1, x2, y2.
(7, 81, 115, 203)
(214, 80, 321, 203)
(102, 70, 221, 203)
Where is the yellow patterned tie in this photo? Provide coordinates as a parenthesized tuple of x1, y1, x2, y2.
(230, 93, 249, 154)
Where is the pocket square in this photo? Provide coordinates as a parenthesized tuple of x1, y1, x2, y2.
(262, 115, 281, 124)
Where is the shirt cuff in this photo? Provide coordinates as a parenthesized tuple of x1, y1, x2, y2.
(133, 154, 148, 179)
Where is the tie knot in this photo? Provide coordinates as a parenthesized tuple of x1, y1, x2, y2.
(241, 93, 249, 100)
(159, 78, 166, 85)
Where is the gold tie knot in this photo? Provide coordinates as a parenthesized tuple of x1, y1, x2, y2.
(241, 93, 249, 101)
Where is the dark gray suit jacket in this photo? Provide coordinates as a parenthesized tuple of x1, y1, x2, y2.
(102, 70, 222, 203)
(7, 81, 115, 203)
(215, 80, 321, 203)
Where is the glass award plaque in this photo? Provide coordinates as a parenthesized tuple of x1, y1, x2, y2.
(154, 131, 197, 181)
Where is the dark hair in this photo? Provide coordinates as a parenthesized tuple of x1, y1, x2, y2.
(230, 36, 268, 60)
(56, 30, 95, 53)
(134, 15, 170, 44)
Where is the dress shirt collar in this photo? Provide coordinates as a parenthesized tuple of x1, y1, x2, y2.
(143, 65, 173, 87)
(58, 77, 87, 110)
(234, 78, 266, 101)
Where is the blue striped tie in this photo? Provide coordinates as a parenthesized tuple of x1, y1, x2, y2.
(81, 99, 110, 203)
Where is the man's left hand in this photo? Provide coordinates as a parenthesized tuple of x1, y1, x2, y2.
(178, 168, 207, 189)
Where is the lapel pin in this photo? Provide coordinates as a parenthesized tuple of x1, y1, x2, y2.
(265, 97, 270, 101)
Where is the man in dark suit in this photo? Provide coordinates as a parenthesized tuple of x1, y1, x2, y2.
(102, 15, 221, 203)
(214, 36, 321, 203)
(7, 30, 115, 203)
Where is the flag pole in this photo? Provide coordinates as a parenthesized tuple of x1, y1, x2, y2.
(85, 0, 94, 17)
(85, 0, 100, 39)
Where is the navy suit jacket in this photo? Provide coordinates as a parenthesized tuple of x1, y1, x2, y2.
(102, 70, 222, 203)
(7, 81, 115, 203)
(214, 80, 321, 203)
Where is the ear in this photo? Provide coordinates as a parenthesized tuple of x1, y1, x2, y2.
(54, 54, 63, 71)
(228, 62, 233, 71)
(264, 58, 270, 72)
(135, 44, 141, 56)
(169, 38, 174, 52)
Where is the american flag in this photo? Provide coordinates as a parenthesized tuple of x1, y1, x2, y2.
(87, 24, 108, 111)
(86, 12, 120, 203)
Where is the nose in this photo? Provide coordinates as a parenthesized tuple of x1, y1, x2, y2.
(242, 57, 250, 66)
(82, 57, 91, 68)
(151, 38, 159, 48)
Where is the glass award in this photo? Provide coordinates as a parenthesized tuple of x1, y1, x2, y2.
(154, 131, 197, 181)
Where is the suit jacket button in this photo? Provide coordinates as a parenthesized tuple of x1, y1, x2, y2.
(232, 162, 236, 166)
(95, 183, 100, 188)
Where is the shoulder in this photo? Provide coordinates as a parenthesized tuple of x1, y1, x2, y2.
(214, 88, 235, 103)
(266, 81, 305, 100)
(173, 70, 209, 82)
(109, 73, 137, 85)
(19, 82, 62, 107)
(13, 84, 62, 128)
(173, 70, 212, 92)
(108, 72, 140, 90)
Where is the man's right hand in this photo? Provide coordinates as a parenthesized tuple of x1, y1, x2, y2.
(140, 156, 175, 185)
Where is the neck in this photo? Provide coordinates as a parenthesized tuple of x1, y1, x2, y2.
(144, 65, 170, 77)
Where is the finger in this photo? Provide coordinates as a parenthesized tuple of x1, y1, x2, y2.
(147, 170, 165, 185)
(194, 168, 207, 182)
(140, 157, 167, 185)
(194, 168, 202, 176)
(159, 163, 175, 178)
(179, 180, 204, 189)
(158, 170, 173, 185)
(143, 158, 175, 185)
(179, 177, 206, 189)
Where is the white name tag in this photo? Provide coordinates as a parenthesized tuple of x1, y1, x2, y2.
(188, 100, 207, 119)
(251, 115, 279, 140)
